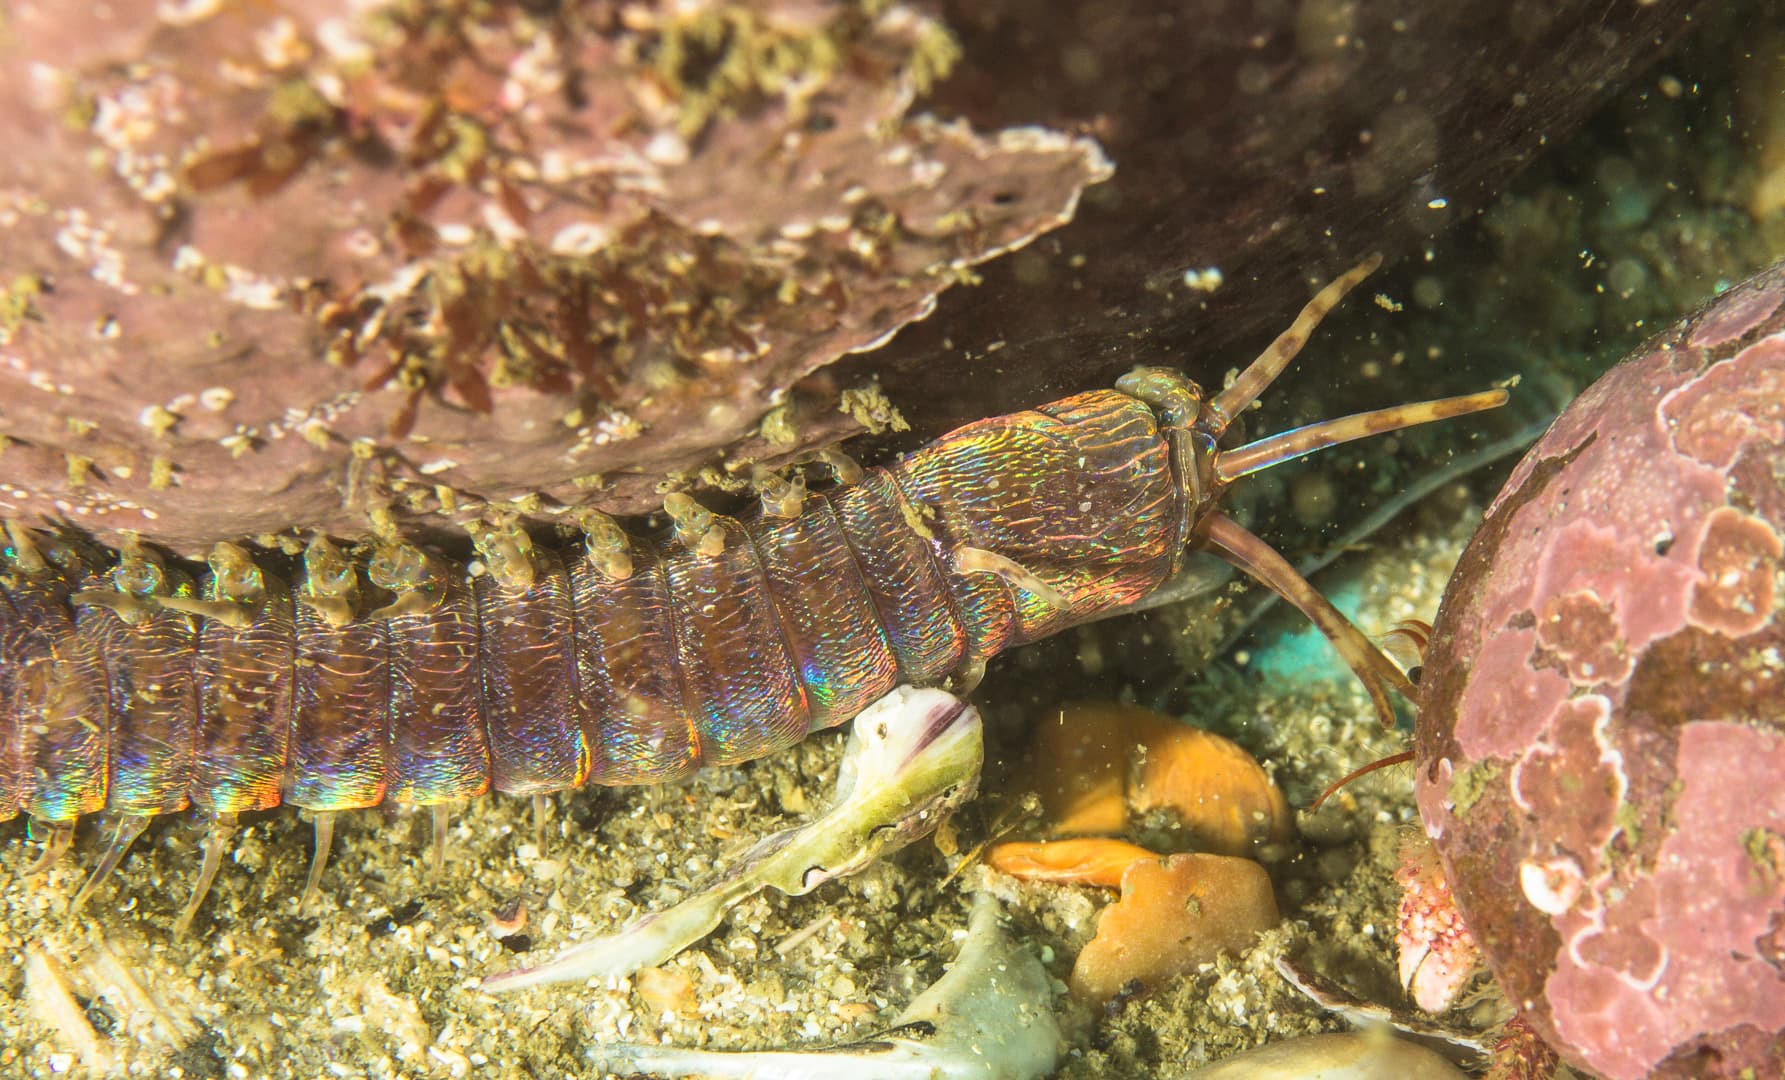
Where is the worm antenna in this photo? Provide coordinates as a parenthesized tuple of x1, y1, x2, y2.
(1214, 388, 1509, 483)
(69, 814, 152, 915)
(1206, 254, 1382, 431)
(1310, 750, 1416, 811)
(1197, 513, 1414, 728)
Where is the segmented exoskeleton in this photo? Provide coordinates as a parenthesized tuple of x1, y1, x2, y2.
(0, 257, 1505, 928)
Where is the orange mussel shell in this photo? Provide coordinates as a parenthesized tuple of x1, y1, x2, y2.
(1069, 852, 1280, 1004)
(1024, 701, 1295, 856)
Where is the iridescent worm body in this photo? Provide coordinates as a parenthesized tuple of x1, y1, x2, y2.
(0, 257, 1505, 928)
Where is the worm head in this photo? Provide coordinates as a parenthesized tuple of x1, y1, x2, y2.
(1123, 257, 1507, 531)
(1114, 258, 1506, 728)
(897, 382, 1186, 623)
(1115, 365, 1222, 528)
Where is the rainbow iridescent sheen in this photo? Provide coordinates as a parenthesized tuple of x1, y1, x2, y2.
(192, 588, 294, 814)
(475, 549, 590, 796)
(80, 574, 197, 817)
(0, 379, 1188, 827)
(3, 568, 106, 823)
(574, 537, 697, 784)
(830, 472, 966, 683)
(665, 519, 810, 766)
(289, 602, 388, 812)
(384, 573, 489, 805)
(751, 505, 899, 729)
(895, 388, 1180, 649)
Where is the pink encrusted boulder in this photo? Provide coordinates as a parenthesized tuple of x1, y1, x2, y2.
(1415, 260, 1785, 1080)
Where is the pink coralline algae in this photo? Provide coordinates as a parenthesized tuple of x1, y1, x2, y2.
(1415, 259, 1785, 1080)
(0, 0, 1108, 549)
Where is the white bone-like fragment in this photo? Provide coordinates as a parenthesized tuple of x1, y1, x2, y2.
(481, 686, 983, 991)
(25, 947, 115, 1072)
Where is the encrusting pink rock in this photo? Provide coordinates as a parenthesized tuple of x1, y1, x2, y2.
(1415, 259, 1785, 1079)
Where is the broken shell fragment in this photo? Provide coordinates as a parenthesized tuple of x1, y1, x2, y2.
(1183, 1031, 1470, 1079)
(1131, 716, 1297, 857)
(1068, 852, 1280, 1004)
(985, 837, 1163, 888)
(582, 893, 1063, 1080)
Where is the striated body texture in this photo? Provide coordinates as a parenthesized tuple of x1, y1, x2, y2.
(1415, 261, 1785, 1079)
(0, 385, 1175, 825)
